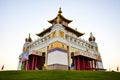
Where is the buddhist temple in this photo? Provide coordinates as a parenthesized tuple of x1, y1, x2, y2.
(17, 8, 104, 70)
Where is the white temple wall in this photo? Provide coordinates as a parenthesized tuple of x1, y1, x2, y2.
(48, 51, 68, 65)
(96, 61, 104, 69)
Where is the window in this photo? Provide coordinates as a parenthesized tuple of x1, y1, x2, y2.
(52, 31, 56, 38)
(59, 30, 64, 39)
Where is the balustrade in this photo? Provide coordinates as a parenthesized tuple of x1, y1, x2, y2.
(65, 34, 95, 52)
(27, 34, 51, 50)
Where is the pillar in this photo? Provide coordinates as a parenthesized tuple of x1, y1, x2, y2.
(74, 56, 76, 70)
(94, 60, 96, 70)
(83, 57, 85, 70)
(32, 56, 35, 70)
(77, 56, 80, 70)
(85, 59, 87, 70)
(87, 59, 89, 70)
(92, 60, 95, 70)
(88, 60, 90, 70)
(35, 57, 38, 70)
(68, 49, 70, 70)
(27, 60, 30, 70)
(81, 58, 83, 70)
(92, 60, 94, 70)
(91, 60, 93, 70)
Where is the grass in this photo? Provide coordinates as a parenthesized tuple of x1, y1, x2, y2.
(0, 70, 120, 80)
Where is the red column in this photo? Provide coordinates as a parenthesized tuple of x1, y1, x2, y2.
(83, 57, 85, 70)
(79, 58, 81, 70)
(88, 59, 90, 70)
(79, 57, 81, 70)
(28, 60, 31, 70)
(87, 59, 89, 70)
(76, 57, 78, 70)
(89, 61, 91, 70)
(35, 57, 37, 70)
(32, 56, 35, 70)
(77, 56, 80, 70)
(93, 60, 95, 69)
(27, 61, 29, 70)
(81, 58, 83, 70)
(85, 59, 87, 70)
(86, 59, 88, 70)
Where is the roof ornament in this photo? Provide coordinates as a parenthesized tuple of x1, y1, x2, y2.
(89, 32, 95, 42)
(28, 33, 32, 42)
(48, 7, 72, 25)
(56, 7, 62, 24)
(58, 7, 62, 14)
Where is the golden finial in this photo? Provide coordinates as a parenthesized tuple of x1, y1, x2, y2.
(58, 7, 62, 14)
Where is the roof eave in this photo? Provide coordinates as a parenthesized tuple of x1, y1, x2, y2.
(36, 26, 52, 37)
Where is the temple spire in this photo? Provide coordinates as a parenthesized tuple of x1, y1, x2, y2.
(58, 7, 62, 14)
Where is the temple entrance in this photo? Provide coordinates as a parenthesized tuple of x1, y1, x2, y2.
(71, 53, 96, 70)
(27, 52, 45, 70)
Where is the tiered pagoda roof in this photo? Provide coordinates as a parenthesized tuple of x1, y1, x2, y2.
(36, 8, 84, 37)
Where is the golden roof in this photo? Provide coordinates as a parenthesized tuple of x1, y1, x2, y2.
(36, 8, 84, 37)
(48, 8, 73, 25)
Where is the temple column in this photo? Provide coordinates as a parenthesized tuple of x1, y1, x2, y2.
(89, 60, 91, 69)
(77, 56, 80, 70)
(32, 56, 35, 70)
(94, 60, 96, 70)
(26, 61, 28, 70)
(74, 56, 76, 70)
(80, 58, 82, 70)
(85, 59, 87, 70)
(90, 60, 92, 70)
(93, 60, 95, 70)
(27, 60, 30, 70)
(86, 59, 88, 70)
(87, 59, 89, 70)
(35, 57, 38, 70)
(83, 57, 85, 70)
(82, 58, 84, 70)
(92, 60, 94, 70)
(68, 46, 72, 70)
(79, 58, 81, 70)
(88, 59, 90, 70)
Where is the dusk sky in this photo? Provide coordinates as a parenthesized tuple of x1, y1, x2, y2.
(0, 0, 120, 71)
